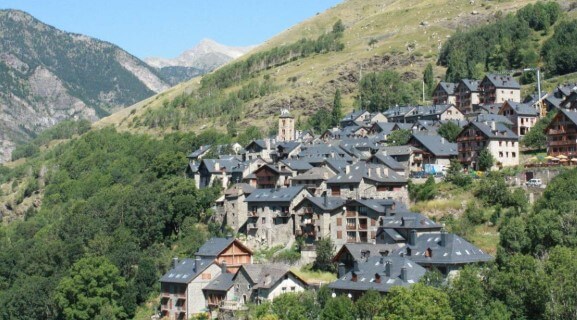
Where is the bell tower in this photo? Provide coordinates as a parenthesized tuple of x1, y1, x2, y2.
(277, 108, 295, 142)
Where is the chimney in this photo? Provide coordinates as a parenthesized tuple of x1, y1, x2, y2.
(383, 167, 389, 176)
(400, 267, 408, 282)
(401, 217, 405, 227)
(264, 274, 272, 286)
(491, 121, 496, 131)
(194, 257, 202, 273)
(214, 162, 220, 171)
(409, 229, 417, 246)
(441, 137, 445, 144)
(338, 263, 346, 278)
(324, 191, 329, 207)
(345, 165, 350, 174)
(172, 257, 179, 269)
(375, 273, 381, 284)
(384, 261, 392, 277)
(221, 261, 228, 274)
(440, 229, 448, 247)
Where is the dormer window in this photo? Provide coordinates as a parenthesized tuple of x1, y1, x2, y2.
(425, 248, 432, 258)
(406, 248, 412, 256)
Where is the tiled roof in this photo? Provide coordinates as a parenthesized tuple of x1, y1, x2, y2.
(438, 82, 457, 95)
(379, 211, 442, 230)
(334, 243, 404, 262)
(473, 114, 513, 126)
(371, 153, 405, 170)
(459, 79, 480, 92)
(467, 121, 518, 140)
(300, 196, 346, 211)
(326, 162, 407, 185)
(502, 101, 538, 116)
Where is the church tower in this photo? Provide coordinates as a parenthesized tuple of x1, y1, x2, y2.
(277, 108, 295, 142)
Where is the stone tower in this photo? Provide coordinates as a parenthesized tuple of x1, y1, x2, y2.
(277, 108, 295, 142)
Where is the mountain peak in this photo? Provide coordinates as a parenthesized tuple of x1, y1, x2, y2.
(144, 38, 256, 69)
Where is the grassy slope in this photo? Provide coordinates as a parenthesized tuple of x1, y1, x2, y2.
(95, 0, 541, 135)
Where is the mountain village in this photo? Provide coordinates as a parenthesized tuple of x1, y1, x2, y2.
(159, 73, 577, 319)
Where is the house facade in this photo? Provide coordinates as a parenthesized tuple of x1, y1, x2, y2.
(545, 108, 577, 158)
(498, 101, 539, 137)
(432, 82, 457, 105)
(479, 74, 521, 105)
(457, 121, 519, 170)
(455, 79, 481, 114)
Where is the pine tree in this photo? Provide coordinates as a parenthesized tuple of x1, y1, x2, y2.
(331, 89, 343, 128)
(423, 63, 434, 98)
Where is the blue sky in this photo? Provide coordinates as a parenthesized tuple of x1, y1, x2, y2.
(0, 0, 342, 59)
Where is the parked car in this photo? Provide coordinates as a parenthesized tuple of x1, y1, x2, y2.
(410, 171, 427, 179)
(525, 178, 542, 187)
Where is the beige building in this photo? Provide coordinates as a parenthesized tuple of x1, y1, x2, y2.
(277, 109, 295, 142)
(479, 74, 521, 105)
(498, 101, 539, 137)
(457, 121, 519, 170)
(160, 258, 223, 319)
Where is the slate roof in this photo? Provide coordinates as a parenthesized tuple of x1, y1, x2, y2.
(409, 134, 458, 157)
(290, 167, 334, 181)
(377, 146, 418, 157)
(383, 106, 415, 118)
(438, 82, 457, 95)
(238, 264, 307, 290)
(341, 110, 369, 123)
(477, 103, 502, 115)
(245, 186, 308, 203)
(348, 198, 397, 214)
(379, 211, 442, 230)
(466, 121, 518, 140)
(370, 153, 405, 170)
(556, 108, 577, 126)
(297, 144, 350, 159)
(203, 273, 235, 292)
(326, 162, 407, 185)
(200, 158, 242, 173)
(371, 122, 397, 135)
(458, 79, 480, 92)
(277, 141, 301, 154)
(323, 159, 352, 173)
(501, 101, 538, 116)
(392, 231, 493, 265)
(473, 114, 513, 126)
(483, 74, 521, 89)
(196, 237, 236, 258)
(328, 255, 427, 293)
(280, 160, 314, 172)
(160, 258, 214, 284)
(187, 145, 212, 159)
(333, 243, 404, 262)
(302, 196, 346, 211)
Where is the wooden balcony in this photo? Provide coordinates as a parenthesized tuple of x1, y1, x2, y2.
(549, 140, 576, 146)
(247, 223, 258, 230)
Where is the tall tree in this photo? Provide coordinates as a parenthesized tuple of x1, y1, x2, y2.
(54, 256, 127, 320)
(331, 89, 343, 127)
(314, 237, 335, 272)
(359, 71, 417, 112)
(477, 148, 495, 171)
(423, 63, 435, 98)
(382, 283, 454, 320)
(437, 121, 462, 143)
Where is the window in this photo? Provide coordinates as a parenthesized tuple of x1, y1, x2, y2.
(512, 152, 516, 158)
(337, 231, 342, 239)
(499, 152, 503, 158)
(201, 273, 212, 280)
(336, 218, 342, 226)
(261, 217, 266, 225)
(331, 186, 340, 196)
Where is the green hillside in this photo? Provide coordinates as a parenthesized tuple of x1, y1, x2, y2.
(98, 0, 548, 135)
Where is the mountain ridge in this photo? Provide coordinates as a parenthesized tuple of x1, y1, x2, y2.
(0, 9, 170, 162)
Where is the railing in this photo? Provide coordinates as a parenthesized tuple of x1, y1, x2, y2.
(247, 223, 258, 230)
(549, 140, 576, 146)
(220, 301, 248, 311)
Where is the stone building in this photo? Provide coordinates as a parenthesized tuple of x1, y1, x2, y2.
(479, 74, 521, 105)
(278, 109, 295, 142)
(498, 101, 539, 137)
(457, 121, 519, 170)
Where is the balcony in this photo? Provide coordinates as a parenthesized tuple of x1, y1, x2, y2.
(249, 211, 259, 217)
(549, 140, 576, 146)
(220, 301, 248, 311)
(346, 224, 357, 230)
(301, 218, 315, 226)
(275, 210, 290, 217)
(549, 128, 576, 135)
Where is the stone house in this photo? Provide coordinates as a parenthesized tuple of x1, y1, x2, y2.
(479, 74, 521, 105)
(332, 243, 404, 272)
(455, 79, 481, 114)
(196, 157, 244, 189)
(432, 82, 457, 105)
(222, 183, 255, 236)
(545, 108, 577, 158)
(456, 121, 519, 170)
(244, 186, 312, 248)
(230, 264, 308, 306)
(498, 101, 539, 137)
(289, 166, 335, 196)
(325, 162, 409, 204)
(293, 195, 347, 244)
(367, 152, 407, 176)
(278, 109, 296, 142)
(382, 106, 416, 123)
(159, 258, 222, 319)
(340, 110, 371, 128)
